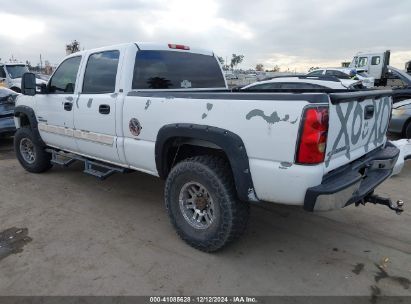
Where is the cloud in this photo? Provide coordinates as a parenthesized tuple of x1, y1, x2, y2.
(0, 0, 410, 72)
(0, 13, 45, 42)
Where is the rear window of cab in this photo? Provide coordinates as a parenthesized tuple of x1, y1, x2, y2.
(132, 50, 225, 90)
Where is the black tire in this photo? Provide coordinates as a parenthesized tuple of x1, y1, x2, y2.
(14, 127, 52, 173)
(404, 121, 411, 139)
(165, 155, 249, 252)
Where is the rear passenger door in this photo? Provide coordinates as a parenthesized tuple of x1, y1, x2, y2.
(73, 49, 123, 164)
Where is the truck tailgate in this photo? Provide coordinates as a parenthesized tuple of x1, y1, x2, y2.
(324, 90, 393, 173)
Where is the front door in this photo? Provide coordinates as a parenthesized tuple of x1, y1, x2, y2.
(369, 55, 383, 80)
(73, 50, 122, 164)
(36, 56, 82, 152)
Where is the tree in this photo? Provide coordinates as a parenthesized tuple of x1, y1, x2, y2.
(308, 66, 319, 73)
(255, 64, 264, 72)
(66, 40, 80, 55)
(217, 56, 225, 66)
(230, 54, 244, 70)
(266, 65, 280, 72)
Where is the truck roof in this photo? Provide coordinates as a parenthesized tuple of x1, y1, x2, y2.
(64, 42, 214, 59)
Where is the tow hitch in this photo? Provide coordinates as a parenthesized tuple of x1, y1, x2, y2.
(359, 193, 404, 214)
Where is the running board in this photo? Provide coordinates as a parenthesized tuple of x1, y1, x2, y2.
(46, 149, 128, 180)
(83, 159, 125, 180)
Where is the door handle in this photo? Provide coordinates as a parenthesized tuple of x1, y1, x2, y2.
(64, 102, 73, 111)
(99, 104, 110, 115)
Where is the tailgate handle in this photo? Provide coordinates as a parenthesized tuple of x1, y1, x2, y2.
(364, 105, 374, 120)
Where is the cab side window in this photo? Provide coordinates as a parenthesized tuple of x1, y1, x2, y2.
(49, 56, 82, 94)
(0, 67, 6, 78)
(371, 56, 381, 65)
(82, 50, 120, 94)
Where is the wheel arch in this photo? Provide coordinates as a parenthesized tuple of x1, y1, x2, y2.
(155, 123, 257, 202)
(14, 105, 45, 146)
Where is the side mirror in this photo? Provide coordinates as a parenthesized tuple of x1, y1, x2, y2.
(21, 72, 36, 96)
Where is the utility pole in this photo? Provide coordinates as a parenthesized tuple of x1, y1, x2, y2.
(40, 54, 43, 71)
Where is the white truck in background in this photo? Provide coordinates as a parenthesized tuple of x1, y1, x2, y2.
(349, 50, 391, 86)
(13, 42, 403, 252)
(0, 62, 46, 92)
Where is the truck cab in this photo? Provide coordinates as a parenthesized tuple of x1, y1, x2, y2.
(349, 50, 390, 86)
(406, 61, 411, 76)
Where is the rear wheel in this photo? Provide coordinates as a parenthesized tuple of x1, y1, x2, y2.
(14, 127, 52, 173)
(165, 155, 249, 252)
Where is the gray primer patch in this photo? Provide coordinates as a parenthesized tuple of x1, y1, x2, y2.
(110, 93, 118, 98)
(145, 99, 152, 110)
(75, 94, 80, 109)
(246, 109, 292, 125)
(65, 96, 73, 102)
(201, 103, 214, 119)
(87, 98, 93, 108)
(0, 227, 32, 262)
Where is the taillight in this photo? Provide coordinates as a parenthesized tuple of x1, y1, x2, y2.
(168, 44, 190, 50)
(296, 106, 329, 164)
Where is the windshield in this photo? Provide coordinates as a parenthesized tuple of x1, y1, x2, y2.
(5, 65, 29, 79)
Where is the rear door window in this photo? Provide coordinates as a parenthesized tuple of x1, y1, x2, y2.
(82, 50, 120, 94)
(132, 51, 225, 89)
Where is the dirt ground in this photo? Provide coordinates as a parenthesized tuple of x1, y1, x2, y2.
(0, 137, 410, 297)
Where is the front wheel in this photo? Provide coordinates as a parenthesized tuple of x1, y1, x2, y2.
(14, 127, 52, 173)
(165, 155, 249, 252)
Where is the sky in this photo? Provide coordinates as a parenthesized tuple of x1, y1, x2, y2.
(0, 0, 410, 72)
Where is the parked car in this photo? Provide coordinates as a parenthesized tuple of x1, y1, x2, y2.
(389, 99, 411, 138)
(241, 75, 363, 90)
(14, 42, 400, 252)
(0, 63, 46, 92)
(307, 68, 375, 88)
(0, 87, 18, 137)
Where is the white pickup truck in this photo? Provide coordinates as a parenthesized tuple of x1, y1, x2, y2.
(14, 42, 402, 251)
